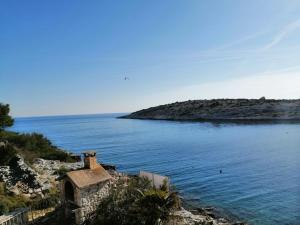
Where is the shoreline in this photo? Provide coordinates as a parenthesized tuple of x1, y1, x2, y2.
(119, 116, 300, 125)
(182, 199, 245, 224)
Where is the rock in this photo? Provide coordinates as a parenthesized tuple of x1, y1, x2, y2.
(101, 163, 116, 171)
(166, 207, 242, 225)
(22, 193, 31, 198)
(10, 186, 20, 195)
(33, 158, 83, 178)
(0, 141, 7, 147)
(219, 218, 228, 223)
(31, 193, 38, 198)
(30, 157, 84, 196)
(41, 183, 52, 191)
(0, 166, 12, 186)
(0, 155, 60, 198)
(204, 207, 214, 212)
(206, 212, 216, 218)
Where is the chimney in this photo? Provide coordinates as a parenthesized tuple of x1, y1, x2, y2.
(82, 150, 100, 170)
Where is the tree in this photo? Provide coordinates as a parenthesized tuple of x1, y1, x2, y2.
(0, 103, 14, 131)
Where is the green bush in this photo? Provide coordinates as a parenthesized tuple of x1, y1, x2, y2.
(54, 166, 70, 177)
(93, 177, 180, 225)
(0, 131, 75, 163)
(30, 194, 59, 210)
(0, 194, 28, 215)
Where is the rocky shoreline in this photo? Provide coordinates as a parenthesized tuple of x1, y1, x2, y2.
(121, 98, 300, 122)
(0, 156, 246, 225)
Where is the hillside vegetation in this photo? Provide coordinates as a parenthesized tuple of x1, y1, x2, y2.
(0, 131, 74, 164)
(0, 103, 74, 165)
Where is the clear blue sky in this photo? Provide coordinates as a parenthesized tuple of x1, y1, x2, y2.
(1, 0, 300, 116)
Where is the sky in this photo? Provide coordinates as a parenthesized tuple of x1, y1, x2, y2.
(1, 0, 300, 117)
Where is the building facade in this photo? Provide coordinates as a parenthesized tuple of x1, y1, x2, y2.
(61, 151, 112, 224)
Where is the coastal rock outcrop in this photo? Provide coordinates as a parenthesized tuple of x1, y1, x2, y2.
(121, 98, 300, 121)
(0, 156, 84, 198)
(0, 155, 41, 197)
(168, 208, 245, 225)
(32, 158, 83, 179)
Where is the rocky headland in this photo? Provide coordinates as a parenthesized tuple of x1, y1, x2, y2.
(121, 98, 300, 122)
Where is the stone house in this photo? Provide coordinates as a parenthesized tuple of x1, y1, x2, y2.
(61, 151, 112, 224)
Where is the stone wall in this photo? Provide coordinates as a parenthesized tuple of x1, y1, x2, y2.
(60, 179, 112, 225)
(75, 180, 111, 224)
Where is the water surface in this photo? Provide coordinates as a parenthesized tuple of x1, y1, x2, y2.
(11, 114, 300, 225)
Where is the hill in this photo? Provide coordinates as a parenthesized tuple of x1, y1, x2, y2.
(121, 98, 300, 121)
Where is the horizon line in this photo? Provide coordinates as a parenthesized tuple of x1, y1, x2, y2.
(14, 112, 129, 119)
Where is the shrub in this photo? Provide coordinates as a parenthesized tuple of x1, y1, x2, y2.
(54, 166, 70, 177)
(0, 201, 9, 215)
(93, 177, 180, 225)
(30, 194, 59, 210)
(0, 131, 75, 163)
(0, 182, 6, 195)
(0, 143, 17, 166)
(0, 194, 28, 215)
(29, 187, 59, 210)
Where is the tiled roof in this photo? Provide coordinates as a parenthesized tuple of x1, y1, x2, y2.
(66, 165, 112, 189)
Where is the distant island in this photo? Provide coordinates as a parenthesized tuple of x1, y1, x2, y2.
(121, 98, 300, 121)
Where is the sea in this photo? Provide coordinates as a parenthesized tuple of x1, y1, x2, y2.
(10, 113, 300, 225)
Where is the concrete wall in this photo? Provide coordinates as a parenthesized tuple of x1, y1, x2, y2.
(139, 171, 170, 190)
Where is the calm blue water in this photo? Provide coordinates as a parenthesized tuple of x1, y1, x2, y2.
(10, 114, 300, 225)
